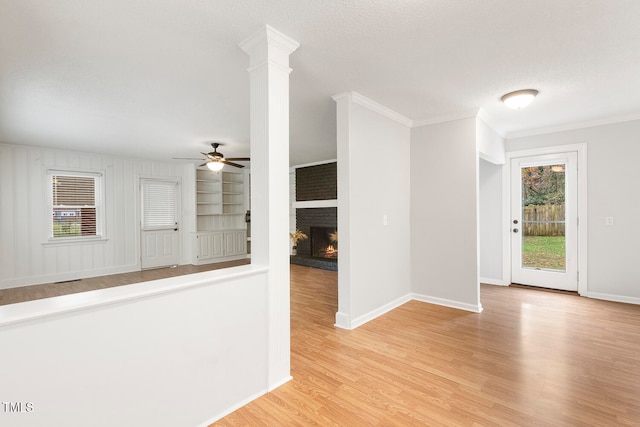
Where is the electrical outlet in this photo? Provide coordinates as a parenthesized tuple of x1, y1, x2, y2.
(605, 217, 614, 226)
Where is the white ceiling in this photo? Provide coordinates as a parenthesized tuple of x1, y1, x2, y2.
(2, 1, 640, 166)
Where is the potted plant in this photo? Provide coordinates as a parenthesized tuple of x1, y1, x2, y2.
(289, 229, 308, 255)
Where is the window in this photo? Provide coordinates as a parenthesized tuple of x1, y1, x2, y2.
(141, 179, 178, 230)
(49, 171, 103, 239)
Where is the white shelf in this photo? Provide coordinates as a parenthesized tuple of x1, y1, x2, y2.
(195, 169, 247, 232)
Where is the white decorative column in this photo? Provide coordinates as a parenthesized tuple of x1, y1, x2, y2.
(240, 25, 299, 390)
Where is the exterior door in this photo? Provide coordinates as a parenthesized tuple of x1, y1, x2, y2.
(511, 152, 578, 291)
(140, 179, 180, 269)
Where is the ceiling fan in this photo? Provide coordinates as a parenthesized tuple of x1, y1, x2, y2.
(173, 143, 250, 171)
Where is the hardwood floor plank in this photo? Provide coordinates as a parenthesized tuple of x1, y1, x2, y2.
(0, 259, 249, 305)
(213, 265, 640, 426)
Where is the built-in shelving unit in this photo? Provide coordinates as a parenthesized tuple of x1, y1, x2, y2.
(194, 168, 248, 264)
(222, 173, 245, 215)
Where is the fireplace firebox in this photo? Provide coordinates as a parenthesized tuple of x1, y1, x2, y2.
(310, 227, 338, 259)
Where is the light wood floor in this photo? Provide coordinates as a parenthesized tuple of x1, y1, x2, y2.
(0, 259, 250, 306)
(214, 265, 640, 426)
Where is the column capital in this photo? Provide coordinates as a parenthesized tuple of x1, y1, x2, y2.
(239, 25, 300, 69)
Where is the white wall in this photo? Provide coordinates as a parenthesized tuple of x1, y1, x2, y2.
(479, 159, 505, 284)
(0, 266, 269, 427)
(410, 118, 482, 312)
(335, 93, 412, 328)
(0, 142, 194, 289)
(477, 116, 505, 164)
(507, 119, 640, 303)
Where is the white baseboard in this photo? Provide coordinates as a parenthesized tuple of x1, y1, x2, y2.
(0, 264, 140, 290)
(349, 294, 413, 330)
(196, 387, 268, 427)
(268, 375, 293, 392)
(587, 292, 640, 306)
(480, 277, 510, 286)
(334, 311, 351, 330)
(412, 293, 483, 313)
(334, 294, 412, 331)
(335, 292, 484, 330)
(193, 254, 247, 265)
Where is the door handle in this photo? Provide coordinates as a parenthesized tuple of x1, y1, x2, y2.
(513, 228, 519, 233)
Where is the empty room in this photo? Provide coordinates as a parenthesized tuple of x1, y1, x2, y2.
(1, 1, 639, 426)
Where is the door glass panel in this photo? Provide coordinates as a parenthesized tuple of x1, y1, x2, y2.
(521, 164, 566, 272)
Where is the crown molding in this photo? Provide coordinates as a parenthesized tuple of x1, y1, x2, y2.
(506, 112, 640, 139)
(411, 109, 479, 129)
(332, 92, 413, 127)
(476, 108, 506, 138)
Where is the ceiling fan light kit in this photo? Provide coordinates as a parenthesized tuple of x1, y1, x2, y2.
(174, 142, 249, 170)
(206, 161, 225, 171)
(501, 89, 539, 109)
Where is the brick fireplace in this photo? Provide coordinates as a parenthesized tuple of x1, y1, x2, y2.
(291, 162, 337, 271)
(294, 208, 337, 258)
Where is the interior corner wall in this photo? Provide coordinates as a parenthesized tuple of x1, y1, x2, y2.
(477, 117, 505, 164)
(410, 118, 481, 311)
(336, 97, 411, 328)
(479, 158, 504, 283)
(476, 118, 506, 285)
(506, 119, 640, 302)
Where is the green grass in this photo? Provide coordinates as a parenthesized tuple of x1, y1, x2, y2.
(53, 222, 82, 237)
(522, 236, 565, 271)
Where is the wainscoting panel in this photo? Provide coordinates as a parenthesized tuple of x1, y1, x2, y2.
(0, 143, 193, 289)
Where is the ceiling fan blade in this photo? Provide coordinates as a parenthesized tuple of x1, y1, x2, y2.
(201, 152, 216, 160)
(226, 157, 251, 161)
(198, 162, 209, 167)
(223, 160, 245, 168)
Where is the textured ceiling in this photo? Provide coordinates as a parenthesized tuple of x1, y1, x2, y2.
(1, 0, 640, 165)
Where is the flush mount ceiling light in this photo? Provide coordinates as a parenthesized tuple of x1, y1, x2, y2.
(501, 89, 539, 109)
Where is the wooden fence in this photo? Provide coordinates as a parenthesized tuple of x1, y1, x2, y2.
(522, 205, 565, 236)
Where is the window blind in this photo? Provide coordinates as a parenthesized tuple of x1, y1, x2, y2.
(142, 180, 178, 229)
(50, 172, 102, 238)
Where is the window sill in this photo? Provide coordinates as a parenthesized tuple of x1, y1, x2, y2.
(42, 237, 109, 247)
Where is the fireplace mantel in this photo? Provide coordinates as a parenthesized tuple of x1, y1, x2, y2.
(292, 199, 337, 209)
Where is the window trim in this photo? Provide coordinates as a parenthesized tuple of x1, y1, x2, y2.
(46, 169, 105, 243)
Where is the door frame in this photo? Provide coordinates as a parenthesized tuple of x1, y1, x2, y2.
(503, 143, 588, 296)
(510, 152, 577, 290)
